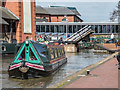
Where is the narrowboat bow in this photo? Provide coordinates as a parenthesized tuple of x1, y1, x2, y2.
(8, 40, 67, 79)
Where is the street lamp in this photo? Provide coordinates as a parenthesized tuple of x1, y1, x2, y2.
(62, 15, 68, 39)
(66, 18, 68, 39)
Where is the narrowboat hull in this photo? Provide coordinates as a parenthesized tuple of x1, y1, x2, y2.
(8, 40, 67, 79)
(8, 57, 67, 78)
(0, 43, 16, 54)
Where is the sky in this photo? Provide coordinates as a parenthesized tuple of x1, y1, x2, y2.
(36, 1, 119, 22)
(36, 0, 119, 2)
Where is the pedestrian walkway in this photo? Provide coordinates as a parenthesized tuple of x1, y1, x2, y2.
(98, 43, 120, 51)
(65, 58, 119, 88)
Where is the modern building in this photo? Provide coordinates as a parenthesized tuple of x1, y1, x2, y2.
(36, 22, 120, 39)
(36, 6, 83, 22)
(0, 1, 36, 43)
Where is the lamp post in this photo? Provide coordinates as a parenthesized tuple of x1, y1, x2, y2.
(66, 18, 68, 39)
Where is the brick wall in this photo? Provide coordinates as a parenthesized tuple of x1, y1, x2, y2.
(50, 15, 75, 22)
(5, 1, 36, 43)
(37, 15, 82, 22)
(36, 14, 50, 22)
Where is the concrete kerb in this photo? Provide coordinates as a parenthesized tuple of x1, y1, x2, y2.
(47, 52, 119, 88)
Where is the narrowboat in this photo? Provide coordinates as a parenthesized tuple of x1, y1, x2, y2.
(8, 40, 67, 79)
(0, 41, 16, 54)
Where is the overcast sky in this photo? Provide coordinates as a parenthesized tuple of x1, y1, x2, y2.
(36, 0, 119, 2)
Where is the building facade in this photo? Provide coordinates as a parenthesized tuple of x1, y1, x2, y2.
(1, 0, 36, 43)
(36, 22, 120, 38)
(36, 6, 83, 22)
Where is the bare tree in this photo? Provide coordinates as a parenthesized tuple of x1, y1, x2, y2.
(110, 1, 120, 23)
(118, 1, 120, 23)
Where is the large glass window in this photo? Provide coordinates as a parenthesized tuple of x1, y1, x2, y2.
(106, 25, 110, 33)
(41, 25, 45, 32)
(36, 25, 40, 32)
(116, 25, 119, 33)
(46, 25, 49, 32)
(77, 25, 82, 30)
(54, 25, 59, 33)
(95, 25, 98, 33)
(68, 25, 72, 33)
(118, 25, 120, 33)
(59, 25, 64, 33)
(82, 25, 85, 28)
(73, 25, 77, 33)
(64, 25, 66, 33)
(98, 25, 102, 33)
(102, 25, 106, 33)
(110, 25, 115, 33)
(51, 25, 54, 33)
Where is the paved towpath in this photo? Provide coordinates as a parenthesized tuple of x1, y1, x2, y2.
(65, 58, 119, 88)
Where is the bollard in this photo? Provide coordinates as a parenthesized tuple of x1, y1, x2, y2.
(87, 70, 90, 75)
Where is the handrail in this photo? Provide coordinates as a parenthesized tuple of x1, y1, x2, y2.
(66, 25, 92, 42)
(66, 25, 89, 40)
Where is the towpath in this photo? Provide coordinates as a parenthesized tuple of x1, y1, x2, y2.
(65, 58, 119, 88)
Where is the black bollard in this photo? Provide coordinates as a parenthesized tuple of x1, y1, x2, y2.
(87, 70, 90, 75)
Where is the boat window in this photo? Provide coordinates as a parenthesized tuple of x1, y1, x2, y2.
(62, 48, 65, 56)
(59, 48, 62, 57)
(50, 48, 54, 59)
(57, 48, 61, 57)
(17, 48, 25, 60)
(29, 48, 37, 60)
(1, 45, 6, 51)
(55, 48, 58, 58)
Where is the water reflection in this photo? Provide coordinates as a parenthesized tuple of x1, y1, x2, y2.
(2, 49, 110, 88)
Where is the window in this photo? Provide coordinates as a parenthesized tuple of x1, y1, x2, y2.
(36, 25, 40, 32)
(61, 48, 65, 56)
(69, 25, 72, 33)
(57, 48, 61, 57)
(41, 25, 45, 32)
(51, 25, 54, 33)
(54, 48, 58, 58)
(50, 48, 54, 59)
(17, 48, 25, 60)
(46, 25, 49, 32)
(29, 48, 37, 61)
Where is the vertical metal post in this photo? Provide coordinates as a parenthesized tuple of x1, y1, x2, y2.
(72, 25, 73, 34)
(10, 20, 13, 43)
(66, 22, 67, 38)
(4, 25, 7, 41)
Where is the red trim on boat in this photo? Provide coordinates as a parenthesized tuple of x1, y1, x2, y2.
(26, 62, 44, 71)
(50, 57, 66, 64)
(9, 63, 22, 70)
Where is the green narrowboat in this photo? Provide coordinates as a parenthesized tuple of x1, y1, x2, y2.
(0, 42, 16, 54)
(8, 40, 67, 79)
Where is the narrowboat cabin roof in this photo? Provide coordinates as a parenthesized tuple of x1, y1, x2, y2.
(12, 40, 65, 65)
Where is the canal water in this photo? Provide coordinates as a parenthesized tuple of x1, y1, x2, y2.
(1, 49, 110, 88)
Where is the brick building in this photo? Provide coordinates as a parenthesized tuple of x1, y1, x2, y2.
(0, 0, 36, 43)
(36, 6, 83, 22)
